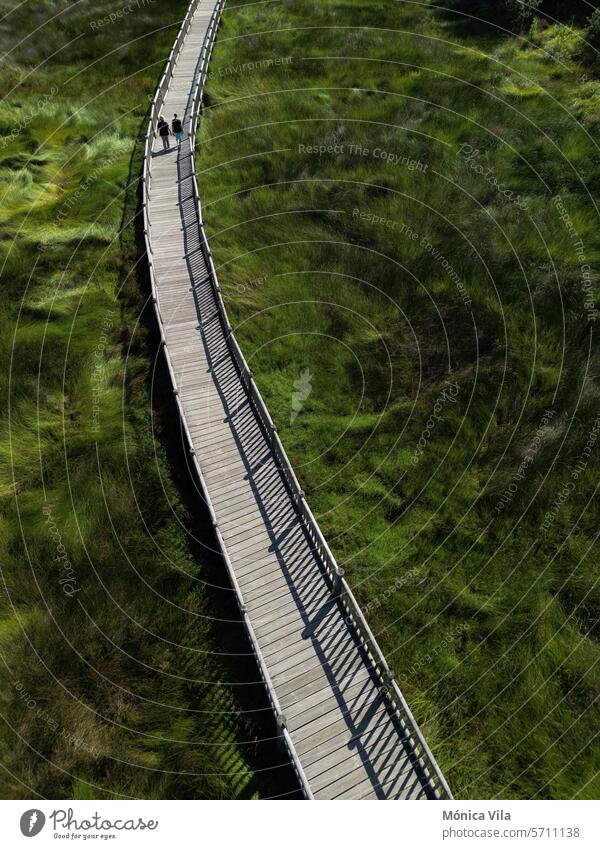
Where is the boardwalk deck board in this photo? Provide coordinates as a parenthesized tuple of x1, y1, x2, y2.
(144, 0, 451, 800)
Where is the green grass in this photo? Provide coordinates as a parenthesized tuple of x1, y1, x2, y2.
(0, 0, 289, 800)
(198, 0, 600, 798)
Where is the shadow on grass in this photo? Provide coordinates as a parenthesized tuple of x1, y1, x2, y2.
(115, 105, 301, 800)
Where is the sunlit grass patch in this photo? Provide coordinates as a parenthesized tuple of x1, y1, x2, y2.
(0, 0, 261, 801)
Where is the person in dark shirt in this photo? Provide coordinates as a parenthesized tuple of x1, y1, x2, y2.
(172, 114, 184, 145)
(156, 116, 171, 151)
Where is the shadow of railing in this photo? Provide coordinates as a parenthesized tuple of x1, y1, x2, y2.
(143, 0, 451, 801)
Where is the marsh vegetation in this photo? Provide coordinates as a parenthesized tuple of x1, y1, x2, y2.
(199, 0, 600, 798)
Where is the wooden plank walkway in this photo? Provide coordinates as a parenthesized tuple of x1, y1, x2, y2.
(143, 0, 452, 800)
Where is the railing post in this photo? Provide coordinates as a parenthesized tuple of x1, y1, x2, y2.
(332, 567, 345, 597)
(275, 713, 287, 754)
(380, 669, 395, 695)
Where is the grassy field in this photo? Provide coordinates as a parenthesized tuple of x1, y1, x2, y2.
(0, 0, 303, 800)
(199, 0, 600, 798)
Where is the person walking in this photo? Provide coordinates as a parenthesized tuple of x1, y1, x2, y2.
(157, 116, 171, 151)
(172, 113, 184, 145)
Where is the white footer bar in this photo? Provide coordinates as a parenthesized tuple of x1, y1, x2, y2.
(0, 799, 598, 848)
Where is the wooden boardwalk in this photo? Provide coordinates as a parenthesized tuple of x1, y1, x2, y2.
(142, 0, 452, 800)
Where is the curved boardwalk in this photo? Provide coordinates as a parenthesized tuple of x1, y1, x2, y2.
(143, 0, 452, 800)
